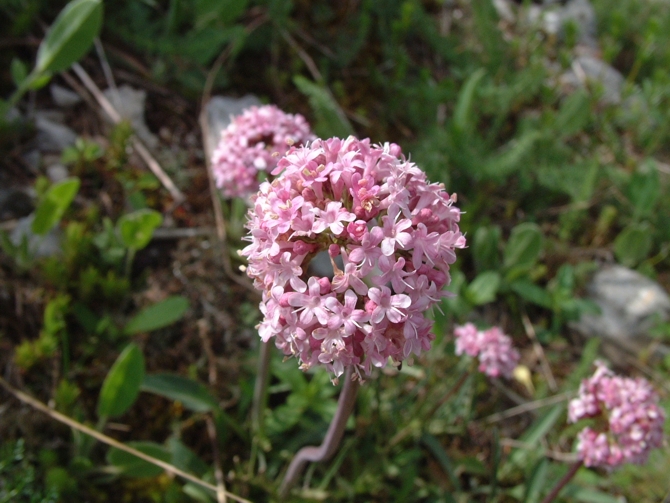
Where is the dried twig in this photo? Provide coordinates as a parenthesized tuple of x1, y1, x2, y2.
(206, 415, 228, 503)
(480, 392, 573, 424)
(521, 312, 558, 392)
(69, 63, 185, 204)
(499, 438, 579, 463)
(279, 367, 359, 497)
(0, 377, 251, 503)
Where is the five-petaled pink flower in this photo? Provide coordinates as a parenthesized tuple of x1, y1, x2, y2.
(568, 361, 665, 469)
(241, 136, 465, 379)
(453, 323, 519, 378)
(211, 105, 315, 198)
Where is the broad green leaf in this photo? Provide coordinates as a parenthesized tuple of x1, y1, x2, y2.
(482, 131, 541, 180)
(167, 437, 209, 476)
(509, 279, 553, 309)
(453, 68, 486, 133)
(107, 441, 170, 478)
(613, 222, 652, 267)
(554, 89, 591, 138)
(97, 343, 145, 418)
(141, 373, 218, 412)
(10, 58, 28, 87)
(32, 177, 81, 235)
(124, 296, 189, 335)
(627, 160, 660, 218)
(503, 223, 544, 271)
(35, 0, 103, 74)
(294, 76, 354, 138)
(117, 209, 162, 250)
(472, 225, 501, 273)
(465, 271, 501, 305)
(195, 0, 249, 27)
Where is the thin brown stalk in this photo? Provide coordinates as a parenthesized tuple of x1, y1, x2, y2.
(279, 367, 359, 497)
(0, 377, 251, 503)
(70, 63, 185, 204)
(206, 415, 228, 503)
(479, 391, 573, 424)
(521, 312, 558, 392)
(499, 439, 579, 463)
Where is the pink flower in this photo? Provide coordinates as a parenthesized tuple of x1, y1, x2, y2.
(211, 105, 315, 198)
(453, 323, 519, 378)
(241, 136, 465, 379)
(569, 361, 665, 469)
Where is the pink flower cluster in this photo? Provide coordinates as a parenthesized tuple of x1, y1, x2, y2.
(211, 105, 315, 198)
(568, 361, 665, 468)
(241, 136, 465, 379)
(453, 323, 519, 378)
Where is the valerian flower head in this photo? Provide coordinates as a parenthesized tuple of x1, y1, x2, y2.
(453, 323, 520, 378)
(241, 136, 466, 380)
(568, 361, 665, 469)
(211, 105, 315, 198)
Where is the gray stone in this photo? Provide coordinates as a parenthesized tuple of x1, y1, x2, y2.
(10, 214, 62, 258)
(560, 55, 624, 104)
(572, 265, 670, 359)
(205, 95, 262, 161)
(50, 84, 81, 107)
(35, 112, 77, 152)
(46, 163, 69, 183)
(103, 85, 158, 148)
(561, 0, 597, 47)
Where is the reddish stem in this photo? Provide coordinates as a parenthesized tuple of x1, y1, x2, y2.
(279, 366, 359, 497)
(540, 459, 584, 503)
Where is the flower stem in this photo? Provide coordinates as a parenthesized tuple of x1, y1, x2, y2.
(540, 459, 584, 503)
(279, 366, 359, 497)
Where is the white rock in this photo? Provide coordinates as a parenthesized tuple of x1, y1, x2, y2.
(35, 112, 77, 152)
(103, 85, 158, 148)
(50, 84, 82, 107)
(205, 95, 261, 161)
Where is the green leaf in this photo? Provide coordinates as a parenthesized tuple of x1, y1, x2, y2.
(509, 280, 553, 309)
(421, 433, 461, 491)
(35, 0, 103, 74)
(141, 373, 218, 412)
(10, 58, 28, 87)
(472, 225, 501, 272)
(124, 296, 189, 335)
(524, 458, 549, 503)
(613, 222, 653, 267)
(97, 343, 145, 418)
(453, 68, 486, 133)
(554, 90, 591, 138)
(503, 223, 544, 271)
(627, 160, 660, 218)
(107, 441, 171, 478)
(293, 76, 354, 138)
(117, 209, 162, 250)
(32, 177, 81, 235)
(465, 271, 501, 305)
(562, 484, 626, 503)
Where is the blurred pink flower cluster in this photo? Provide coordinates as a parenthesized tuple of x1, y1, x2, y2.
(568, 361, 665, 468)
(453, 323, 519, 378)
(241, 136, 465, 379)
(211, 105, 314, 198)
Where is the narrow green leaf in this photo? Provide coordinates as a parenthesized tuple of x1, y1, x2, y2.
(35, 0, 103, 74)
(293, 75, 354, 138)
(107, 441, 170, 478)
(141, 373, 218, 412)
(421, 433, 461, 490)
(117, 209, 163, 250)
(503, 223, 544, 271)
(10, 58, 28, 87)
(453, 68, 486, 133)
(124, 296, 189, 335)
(562, 484, 626, 503)
(524, 458, 549, 503)
(613, 222, 652, 267)
(32, 177, 81, 235)
(465, 271, 501, 305)
(97, 343, 145, 418)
